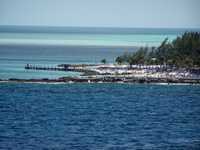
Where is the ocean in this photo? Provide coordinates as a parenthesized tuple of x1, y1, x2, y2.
(0, 26, 200, 149)
(0, 83, 200, 149)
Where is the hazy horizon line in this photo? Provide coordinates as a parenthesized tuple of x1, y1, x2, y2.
(1, 25, 200, 30)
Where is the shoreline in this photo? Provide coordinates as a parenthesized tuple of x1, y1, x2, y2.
(1, 76, 200, 85)
(2, 62, 200, 85)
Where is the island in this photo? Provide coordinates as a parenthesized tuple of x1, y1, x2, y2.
(1, 32, 200, 84)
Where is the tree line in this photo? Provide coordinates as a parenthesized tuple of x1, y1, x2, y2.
(115, 32, 200, 68)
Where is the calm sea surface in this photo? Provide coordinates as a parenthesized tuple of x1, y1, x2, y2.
(0, 83, 200, 149)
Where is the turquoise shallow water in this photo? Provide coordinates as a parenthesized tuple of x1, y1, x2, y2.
(0, 83, 200, 149)
(0, 26, 187, 47)
(0, 32, 177, 47)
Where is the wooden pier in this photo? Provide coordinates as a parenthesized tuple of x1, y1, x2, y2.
(24, 64, 99, 75)
(25, 64, 67, 71)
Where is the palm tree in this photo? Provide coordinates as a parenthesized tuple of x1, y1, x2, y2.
(101, 58, 107, 64)
(115, 56, 123, 65)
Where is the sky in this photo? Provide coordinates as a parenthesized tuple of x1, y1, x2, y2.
(0, 0, 200, 28)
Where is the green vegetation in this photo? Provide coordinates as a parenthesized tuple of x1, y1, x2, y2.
(115, 32, 200, 68)
(101, 58, 107, 64)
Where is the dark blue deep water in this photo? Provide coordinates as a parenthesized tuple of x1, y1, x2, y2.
(0, 83, 200, 149)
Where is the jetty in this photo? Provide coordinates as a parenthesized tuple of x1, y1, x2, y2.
(25, 64, 67, 71)
(24, 64, 100, 75)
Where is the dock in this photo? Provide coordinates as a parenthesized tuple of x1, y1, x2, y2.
(25, 64, 67, 71)
(24, 64, 99, 75)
